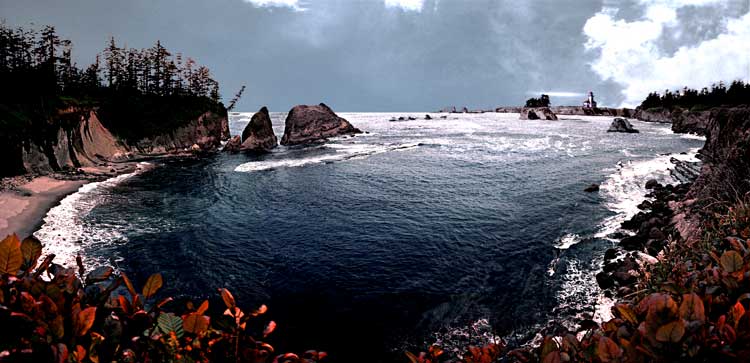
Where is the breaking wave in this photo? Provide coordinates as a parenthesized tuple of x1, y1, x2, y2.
(234, 142, 419, 172)
(34, 163, 151, 269)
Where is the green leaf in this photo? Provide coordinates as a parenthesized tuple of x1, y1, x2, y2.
(0, 234, 23, 276)
(157, 313, 184, 338)
(720, 250, 744, 273)
(655, 320, 685, 343)
(20, 236, 42, 270)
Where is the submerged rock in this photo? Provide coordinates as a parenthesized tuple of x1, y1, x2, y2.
(607, 117, 639, 133)
(519, 107, 558, 120)
(584, 183, 600, 192)
(280, 103, 361, 146)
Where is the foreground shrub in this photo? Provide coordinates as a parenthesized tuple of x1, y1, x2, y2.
(0, 234, 324, 363)
(411, 198, 750, 362)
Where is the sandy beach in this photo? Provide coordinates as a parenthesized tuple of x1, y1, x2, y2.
(0, 176, 88, 240)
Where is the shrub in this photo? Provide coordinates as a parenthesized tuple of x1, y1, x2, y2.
(0, 234, 325, 363)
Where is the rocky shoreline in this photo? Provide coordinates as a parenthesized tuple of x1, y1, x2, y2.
(596, 106, 749, 315)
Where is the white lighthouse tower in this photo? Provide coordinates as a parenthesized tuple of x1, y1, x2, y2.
(582, 91, 597, 109)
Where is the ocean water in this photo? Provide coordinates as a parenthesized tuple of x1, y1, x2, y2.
(35, 112, 704, 362)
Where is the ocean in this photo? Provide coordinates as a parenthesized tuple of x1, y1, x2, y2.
(35, 112, 704, 362)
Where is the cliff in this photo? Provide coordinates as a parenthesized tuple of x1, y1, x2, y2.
(3, 105, 230, 176)
(684, 107, 750, 205)
(634, 106, 713, 135)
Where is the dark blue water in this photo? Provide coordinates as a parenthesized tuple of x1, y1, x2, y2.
(36, 113, 704, 362)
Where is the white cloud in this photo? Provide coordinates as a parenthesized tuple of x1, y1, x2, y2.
(243, 0, 305, 11)
(583, 0, 750, 107)
(384, 0, 424, 12)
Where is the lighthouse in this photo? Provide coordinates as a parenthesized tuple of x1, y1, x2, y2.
(582, 91, 597, 109)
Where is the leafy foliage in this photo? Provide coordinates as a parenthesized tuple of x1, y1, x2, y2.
(411, 197, 750, 362)
(525, 94, 551, 108)
(0, 234, 325, 363)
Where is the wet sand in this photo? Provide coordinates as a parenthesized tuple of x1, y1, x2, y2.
(0, 176, 88, 240)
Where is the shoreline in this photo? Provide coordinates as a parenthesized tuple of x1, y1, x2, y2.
(0, 163, 142, 240)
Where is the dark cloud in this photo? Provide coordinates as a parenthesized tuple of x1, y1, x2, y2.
(0, 0, 705, 111)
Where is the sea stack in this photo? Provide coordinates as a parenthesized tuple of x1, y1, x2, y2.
(519, 107, 558, 120)
(225, 106, 278, 152)
(607, 117, 639, 133)
(280, 103, 361, 146)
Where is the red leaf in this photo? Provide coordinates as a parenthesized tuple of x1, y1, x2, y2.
(0, 234, 23, 276)
(680, 293, 705, 323)
(597, 336, 621, 362)
(75, 307, 97, 336)
(142, 273, 163, 299)
(655, 320, 685, 343)
(218, 288, 235, 309)
(264, 320, 277, 337)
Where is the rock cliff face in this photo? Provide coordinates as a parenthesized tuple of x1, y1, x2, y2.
(13, 107, 229, 175)
(519, 107, 558, 120)
(634, 107, 712, 135)
(686, 107, 750, 203)
(280, 103, 361, 146)
(671, 107, 750, 242)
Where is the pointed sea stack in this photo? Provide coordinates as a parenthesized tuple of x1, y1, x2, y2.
(225, 106, 278, 153)
(280, 103, 361, 146)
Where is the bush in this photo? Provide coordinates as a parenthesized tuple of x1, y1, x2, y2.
(0, 234, 325, 363)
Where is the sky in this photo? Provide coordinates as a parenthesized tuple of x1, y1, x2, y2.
(1, 0, 749, 111)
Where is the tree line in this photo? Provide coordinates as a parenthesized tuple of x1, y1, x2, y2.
(525, 94, 551, 108)
(639, 80, 750, 111)
(0, 22, 220, 102)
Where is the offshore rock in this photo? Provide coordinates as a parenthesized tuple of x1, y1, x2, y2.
(238, 106, 277, 152)
(607, 117, 639, 133)
(519, 107, 558, 120)
(280, 103, 361, 146)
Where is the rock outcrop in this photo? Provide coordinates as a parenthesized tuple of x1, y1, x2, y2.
(634, 107, 712, 135)
(519, 107, 558, 120)
(226, 106, 277, 152)
(607, 117, 639, 133)
(550, 106, 633, 117)
(7, 107, 230, 176)
(280, 103, 361, 146)
(684, 107, 750, 205)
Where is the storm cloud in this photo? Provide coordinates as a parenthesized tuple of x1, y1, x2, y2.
(1, 0, 747, 111)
